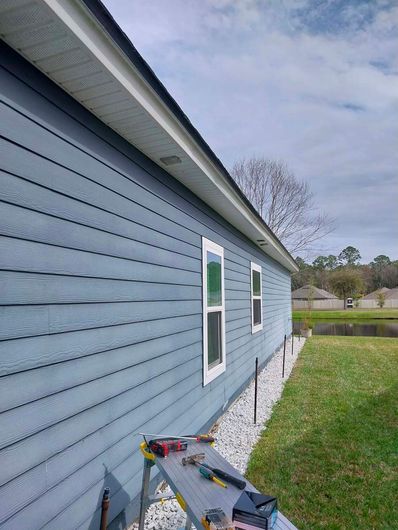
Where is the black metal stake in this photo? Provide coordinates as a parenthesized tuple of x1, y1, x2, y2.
(291, 332, 294, 356)
(282, 334, 286, 378)
(254, 357, 258, 424)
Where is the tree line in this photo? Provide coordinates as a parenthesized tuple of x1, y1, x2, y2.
(293, 246, 398, 298)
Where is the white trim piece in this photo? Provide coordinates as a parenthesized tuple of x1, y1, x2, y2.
(251, 262, 263, 334)
(202, 237, 226, 386)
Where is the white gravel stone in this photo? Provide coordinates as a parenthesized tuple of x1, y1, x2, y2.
(129, 336, 305, 530)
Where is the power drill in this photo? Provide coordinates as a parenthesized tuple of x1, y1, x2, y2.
(148, 438, 188, 457)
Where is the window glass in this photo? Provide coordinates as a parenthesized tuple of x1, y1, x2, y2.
(207, 311, 222, 367)
(207, 251, 222, 306)
(252, 270, 261, 296)
(202, 238, 226, 385)
(251, 262, 263, 333)
(253, 299, 262, 326)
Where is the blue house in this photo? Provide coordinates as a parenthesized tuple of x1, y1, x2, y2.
(0, 1, 298, 528)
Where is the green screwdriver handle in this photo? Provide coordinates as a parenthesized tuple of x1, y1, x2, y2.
(198, 466, 227, 488)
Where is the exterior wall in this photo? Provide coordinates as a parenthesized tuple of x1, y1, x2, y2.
(292, 300, 344, 310)
(0, 45, 292, 530)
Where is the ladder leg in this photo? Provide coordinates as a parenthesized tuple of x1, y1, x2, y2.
(138, 459, 152, 530)
(184, 515, 192, 530)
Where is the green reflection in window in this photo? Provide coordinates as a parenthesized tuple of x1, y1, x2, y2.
(207, 251, 222, 306)
(252, 270, 261, 296)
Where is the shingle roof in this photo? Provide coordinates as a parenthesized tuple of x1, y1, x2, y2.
(291, 285, 339, 300)
(362, 287, 390, 300)
(385, 287, 398, 299)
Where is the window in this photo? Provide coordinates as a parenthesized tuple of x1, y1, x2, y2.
(251, 262, 263, 333)
(202, 238, 226, 385)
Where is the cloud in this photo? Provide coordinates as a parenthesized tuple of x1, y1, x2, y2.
(103, 0, 398, 262)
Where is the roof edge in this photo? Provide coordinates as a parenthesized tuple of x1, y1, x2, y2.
(22, 0, 296, 272)
(78, 1, 298, 272)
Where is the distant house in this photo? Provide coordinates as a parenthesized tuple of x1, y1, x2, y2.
(359, 287, 398, 308)
(362, 287, 391, 300)
(292, 285, 343, 310)
(0, 2, 298, 529)
(386, 288, 398, 300)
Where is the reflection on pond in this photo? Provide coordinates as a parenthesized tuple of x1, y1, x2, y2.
(293, 320, 398, 338)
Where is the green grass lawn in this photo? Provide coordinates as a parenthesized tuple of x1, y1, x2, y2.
(293, 308, 398, 320)
(246, 336, 398, 530)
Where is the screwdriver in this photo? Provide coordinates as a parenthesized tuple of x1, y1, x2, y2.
(198, 466, 227, 488)
(199, 462, 246, 489)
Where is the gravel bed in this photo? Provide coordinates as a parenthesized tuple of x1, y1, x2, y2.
(130, 336, 305, 530)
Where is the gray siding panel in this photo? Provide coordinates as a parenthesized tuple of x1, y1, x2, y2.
(0, 314, 200, 377)
(0, 45, 292, 530)
(0, 300, 202, 341)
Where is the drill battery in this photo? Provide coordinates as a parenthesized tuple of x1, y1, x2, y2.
(148, 438, 188, 457)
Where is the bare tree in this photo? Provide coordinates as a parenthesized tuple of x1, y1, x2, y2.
(231, 157, 334, 253)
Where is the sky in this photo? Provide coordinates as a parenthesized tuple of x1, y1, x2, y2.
(103, 0, 398, 263)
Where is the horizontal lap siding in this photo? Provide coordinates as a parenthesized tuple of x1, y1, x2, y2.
(0, 46, 292, 530)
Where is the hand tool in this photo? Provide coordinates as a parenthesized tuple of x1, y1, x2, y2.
(181, 453, 205, 466)
(148, 438, 188, 457)
(199, 466, 227, 488)
(182, 453, 246, 489)
(139, 432, 215, 443)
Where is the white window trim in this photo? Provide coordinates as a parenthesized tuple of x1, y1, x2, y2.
(202, 237, 226, 386)
(251, 262, 263, 334)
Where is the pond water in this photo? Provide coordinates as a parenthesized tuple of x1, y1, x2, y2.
(293, 320, 398, 338)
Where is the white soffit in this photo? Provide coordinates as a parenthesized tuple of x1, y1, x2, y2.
(0, 0, 298, 272)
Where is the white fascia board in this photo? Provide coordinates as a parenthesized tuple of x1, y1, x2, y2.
(42, 0, 298, 273)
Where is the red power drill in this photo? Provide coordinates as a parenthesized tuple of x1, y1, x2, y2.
(148, 438, 188, 457)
